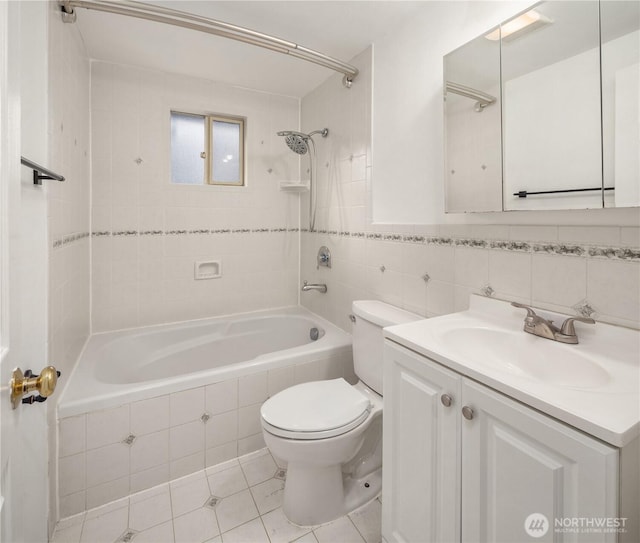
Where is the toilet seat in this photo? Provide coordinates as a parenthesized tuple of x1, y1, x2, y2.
(261, 378, 372, 440)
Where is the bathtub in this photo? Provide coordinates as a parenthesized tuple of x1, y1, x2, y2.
(57, 306, 353, 517)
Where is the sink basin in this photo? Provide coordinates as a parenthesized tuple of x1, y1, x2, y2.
(441, 327, 611, 389)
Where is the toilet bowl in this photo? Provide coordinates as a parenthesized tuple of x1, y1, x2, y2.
(260, 300, 421, 526)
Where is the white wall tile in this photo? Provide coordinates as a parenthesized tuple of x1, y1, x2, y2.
(86, 405, 129, 450)
(509, 226, 559, 243)
(130, 464, 169, 494)
(131, 395, 170, 436)
(532, 254, 587, 307)
(426, 280, 455, 316)
(206, 442, 238, 468)
(59, 491, 86, 520)
(170, 387, 205, 427)
(86, 442, 130, 488)
(238, 433, 266, 457)
(205, 410, 238, 449)
(238, 403, 262, 438)
(170, 451, 205, 480)
(267, 366, 294, 397)
(239, 372, 268, 407)
(206, 380, 238, 415)
(424, 244, 455, 282)
(558, 226, 620, 246)
(85, 477, 129, 511)
(59, 416, 86, 458)
(59, 453, 86, 497)
(130, 430, 169, 474)
(620, 227, 640, 247)
(454, 247, 489, 289)
(488, 250, 532, 299)
(587, 260, 640, 323)
(169, 420, 205, 461)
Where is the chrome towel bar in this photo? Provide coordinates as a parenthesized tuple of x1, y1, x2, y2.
(20, 156, 65, 185)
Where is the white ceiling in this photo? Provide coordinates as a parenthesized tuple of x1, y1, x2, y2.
(72, 1, 426, 97)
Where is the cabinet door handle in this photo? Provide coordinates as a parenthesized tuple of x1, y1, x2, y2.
(440, 394, 453, 407)
(462, 406, 474, 420)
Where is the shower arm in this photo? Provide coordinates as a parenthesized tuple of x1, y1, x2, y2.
(59, 0, 359, 88)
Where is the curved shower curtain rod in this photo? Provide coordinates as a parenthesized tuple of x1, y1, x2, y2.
(58, 0, 359, 88)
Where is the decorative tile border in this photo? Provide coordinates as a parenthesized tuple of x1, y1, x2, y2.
(532, 244, 585, 257)
(302, 229, 640, 262)
(588, 246, 640, 261)
(55, 227, 640, 262)
(52, 231, 90, 249)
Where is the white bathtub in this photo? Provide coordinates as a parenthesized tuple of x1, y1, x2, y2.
(59, 306, 352, 418)
(57, 307, 353, 517)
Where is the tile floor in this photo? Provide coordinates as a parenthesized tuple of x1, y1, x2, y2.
(52, 448, 382, 543)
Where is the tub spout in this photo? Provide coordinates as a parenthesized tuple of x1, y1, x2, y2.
(302, 281, 327, 293)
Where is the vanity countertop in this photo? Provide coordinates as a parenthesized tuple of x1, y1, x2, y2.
(384, 295, 640, 447)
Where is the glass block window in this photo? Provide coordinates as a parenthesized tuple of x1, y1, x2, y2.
(170, 111, 245, 186)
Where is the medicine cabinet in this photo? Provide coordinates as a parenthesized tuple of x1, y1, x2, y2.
(444, 0, 639, 212)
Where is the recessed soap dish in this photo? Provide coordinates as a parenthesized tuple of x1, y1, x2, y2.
(279, 181, 309, 192)
(195, 260, 222, 280)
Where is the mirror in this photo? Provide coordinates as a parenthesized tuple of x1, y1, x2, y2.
(444, 0, 640, 213)
(502, 1, 601, 211)
(444, 33, 502, 213)
(601, 0, 640, 208)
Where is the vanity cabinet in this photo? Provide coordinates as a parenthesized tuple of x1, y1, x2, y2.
(382, 341, 620, 543)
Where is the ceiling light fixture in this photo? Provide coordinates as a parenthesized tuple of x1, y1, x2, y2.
(485, 10, 552, 42)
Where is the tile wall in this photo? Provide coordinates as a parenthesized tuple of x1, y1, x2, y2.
(57, 349, 354, 518)
(48, 2, 91, 534)
(90, 62, 302, 332)
(299, 48, 640, 332)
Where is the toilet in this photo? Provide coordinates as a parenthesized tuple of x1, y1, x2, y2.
(260, 300, 421, 526)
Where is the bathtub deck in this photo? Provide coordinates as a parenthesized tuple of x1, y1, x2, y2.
(52, 448, 382, 543)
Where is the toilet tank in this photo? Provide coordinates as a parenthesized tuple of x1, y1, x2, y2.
(351, 300, 421, 395)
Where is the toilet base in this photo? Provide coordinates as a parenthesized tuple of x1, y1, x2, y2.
(283, 463, 382, 526)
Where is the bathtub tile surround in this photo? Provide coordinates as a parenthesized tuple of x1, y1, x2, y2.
(52, 449, 381, 543)
(90, 61, 301, 332)
(58, 351, 353, 517)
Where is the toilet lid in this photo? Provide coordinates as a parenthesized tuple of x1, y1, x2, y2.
(261, 378, 371, 437)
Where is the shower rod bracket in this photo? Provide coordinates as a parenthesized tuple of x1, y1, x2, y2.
(60, 3, 77, 23)
(342, 75, 354, 89)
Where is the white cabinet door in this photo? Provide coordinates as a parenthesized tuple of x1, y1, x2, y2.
(382, 342, 461, 543)
(461, 379, 619, 543)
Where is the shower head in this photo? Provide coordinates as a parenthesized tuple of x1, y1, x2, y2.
(277, 128, 328, 155)
(282, 133, 310, 155)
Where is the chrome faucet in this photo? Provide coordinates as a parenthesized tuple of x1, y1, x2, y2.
(302, 280, 327, 293)
(511, 302, 594, 344)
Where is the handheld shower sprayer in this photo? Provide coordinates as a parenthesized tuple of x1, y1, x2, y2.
(277, 128, 329, 231)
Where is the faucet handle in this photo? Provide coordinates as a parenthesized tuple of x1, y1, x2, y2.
(560, 316, 595, 336)
(511, 302, 538, 320)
